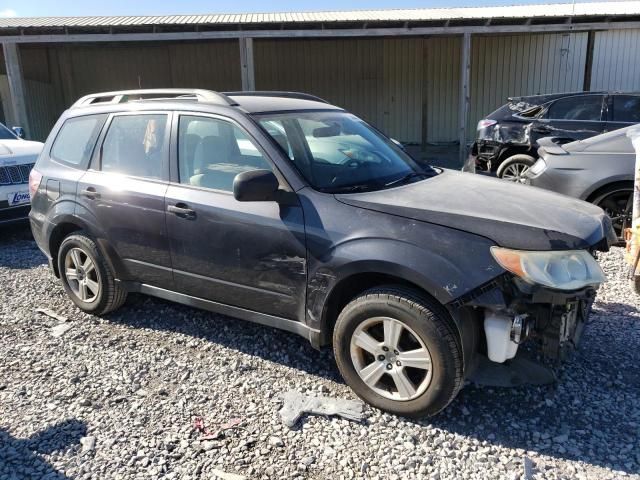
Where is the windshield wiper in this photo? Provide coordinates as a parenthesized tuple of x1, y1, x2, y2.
(384, 171, 432, 188)
(322, 183, 378, 194)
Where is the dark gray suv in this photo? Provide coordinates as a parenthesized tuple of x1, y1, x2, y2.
(29, 89, 616, 417)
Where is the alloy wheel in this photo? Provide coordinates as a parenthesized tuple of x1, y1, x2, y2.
(501, 162, 531, 183)
(597, 189, 633, 239)
(64, 247, 101, 303)
(349, 316, 433, 401)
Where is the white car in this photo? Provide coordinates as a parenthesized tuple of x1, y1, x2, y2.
(0, 124, 43, 225)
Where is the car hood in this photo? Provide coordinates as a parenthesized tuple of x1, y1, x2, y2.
(335, 169, 615, 250)
(0, 139, 43, 164)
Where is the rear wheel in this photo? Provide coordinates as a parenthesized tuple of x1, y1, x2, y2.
(592, 185, 633, 242)
(333, 286, 463, 417)
(496, 154, 536, 183)
(58, 232, 127, 315)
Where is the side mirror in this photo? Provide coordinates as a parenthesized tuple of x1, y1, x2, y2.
(233, 169, 280, 202)
(12, 126, 25, 139)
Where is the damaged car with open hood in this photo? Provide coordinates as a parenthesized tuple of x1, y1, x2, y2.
(29, 89, 617, 417)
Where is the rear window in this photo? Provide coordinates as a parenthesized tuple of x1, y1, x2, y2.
(50, 114, 108, 167)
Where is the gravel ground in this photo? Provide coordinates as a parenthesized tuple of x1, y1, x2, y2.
(0, 224, 638, 480)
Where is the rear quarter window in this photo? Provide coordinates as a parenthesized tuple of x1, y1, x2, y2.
(50, 114, 108, 168)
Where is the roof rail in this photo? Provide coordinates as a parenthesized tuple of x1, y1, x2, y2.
(71, 89, 238, 108)
(224, 91, 329, 104)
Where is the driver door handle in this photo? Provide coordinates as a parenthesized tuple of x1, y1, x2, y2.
(167, 203, 196, 219)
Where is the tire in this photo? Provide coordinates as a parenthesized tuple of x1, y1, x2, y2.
(333, 286, 463, 417)
(57, 231, 127, 315)
(591, 184, 633, 243)
(496, 154, 536, 182)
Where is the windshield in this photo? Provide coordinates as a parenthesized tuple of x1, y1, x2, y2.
(0, 123, 17, 140)
(256, 111, 436, 193)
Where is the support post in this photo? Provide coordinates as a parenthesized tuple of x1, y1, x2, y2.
(458, 33, 471, 166)
(583, 31, 595, 91)
(239, 37, 255, 91)
(2, 42, 30, 137)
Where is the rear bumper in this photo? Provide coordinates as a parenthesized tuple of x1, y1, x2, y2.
(526, 166, 590, 200)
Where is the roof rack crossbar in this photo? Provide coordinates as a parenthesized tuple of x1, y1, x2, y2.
(224, 91, 329, 104)
(71, 89, 237, 108)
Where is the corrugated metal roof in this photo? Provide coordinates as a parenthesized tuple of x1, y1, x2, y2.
(0, 1, 639, 29)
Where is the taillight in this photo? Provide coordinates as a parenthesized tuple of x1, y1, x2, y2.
(28, 168, 42, 200)
(477, 119, 497, 131)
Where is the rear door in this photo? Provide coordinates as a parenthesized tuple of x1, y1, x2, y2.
(32, 114, 107, 225)
(606, 94, 640, 132)
(76, 112, 173, 289)
(164, 113, 307, 321)
(532, 94, 606, 143)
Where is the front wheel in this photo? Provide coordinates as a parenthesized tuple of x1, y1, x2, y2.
(333, 287, 463, 417)
(58, 232, 127, 315)
(496, 154, 536, 182)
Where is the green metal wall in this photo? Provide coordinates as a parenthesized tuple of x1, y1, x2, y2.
(9, 30, 638, 144)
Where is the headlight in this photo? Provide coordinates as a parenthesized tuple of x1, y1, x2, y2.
(529, 159, 547, 176)
(491, 247, 606, 290)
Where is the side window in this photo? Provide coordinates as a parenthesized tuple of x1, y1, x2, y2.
(101, 114, 167, 179)
(178, 115, 271, 192)
(50, 114, 108, 167)
(612, 95, 640, 123)
(546, 95, 604, 121)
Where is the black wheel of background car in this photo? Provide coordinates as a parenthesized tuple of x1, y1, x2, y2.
(496, 154, 536, 182)
(333, 286, 463, 418)
(57, 232, 127, 315)
(592, 186, 633, 242)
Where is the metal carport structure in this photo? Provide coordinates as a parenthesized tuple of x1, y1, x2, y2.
(1, 1, 640, 163)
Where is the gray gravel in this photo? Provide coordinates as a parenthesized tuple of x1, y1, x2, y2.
(1, 224, 639, 480)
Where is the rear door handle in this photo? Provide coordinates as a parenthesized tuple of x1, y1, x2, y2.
(167, 203, 196, 219)
(81, 187, 100, 199)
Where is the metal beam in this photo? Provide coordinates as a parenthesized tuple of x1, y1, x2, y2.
(458, 32, 471, 166)
(239, 37, 255, 91)
(0, 20, 639, 43)
(583, 30, 596, 91)
(2, 43, 30, 137)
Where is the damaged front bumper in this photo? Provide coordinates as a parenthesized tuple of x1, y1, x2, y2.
(455, 273, 598, 363)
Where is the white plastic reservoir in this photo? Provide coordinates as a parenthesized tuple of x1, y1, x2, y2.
(484, 312, 519, 363)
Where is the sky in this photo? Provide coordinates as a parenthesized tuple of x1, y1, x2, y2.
(0, 0, 607, 18)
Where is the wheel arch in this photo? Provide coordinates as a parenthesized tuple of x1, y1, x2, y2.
(48, 221, 84, 277)
(495, 146, 536, 169)
(47, 215, 128, 281)
(319, 271, 438, 347)
(585, 179, 634, 203)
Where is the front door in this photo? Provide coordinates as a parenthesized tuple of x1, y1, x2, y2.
(165, 113, 307, 321)
(76, 112, 173, 289)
